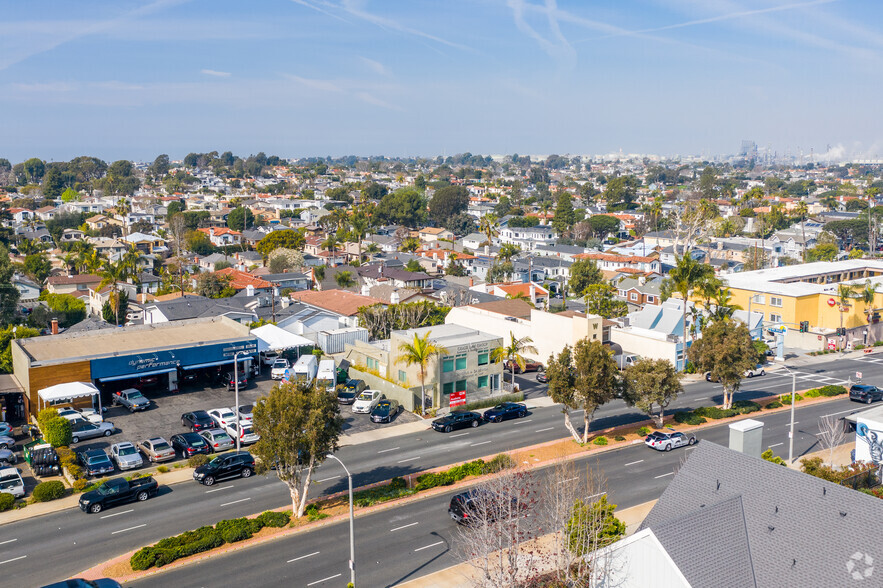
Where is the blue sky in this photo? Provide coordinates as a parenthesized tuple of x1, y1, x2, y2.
(2, 0, 882, 162)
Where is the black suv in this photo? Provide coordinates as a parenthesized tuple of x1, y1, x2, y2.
(337, 379, 367, 405)
(849, 384, 883, 404)
(226, 371, 248, 391)
(431, 410, 482, 433)
(448, 489, 519, 525)
(193, 451, 255, 486)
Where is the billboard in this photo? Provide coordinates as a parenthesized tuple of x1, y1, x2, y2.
(90, 339, 257, 380)
(450, 390, 466, 408)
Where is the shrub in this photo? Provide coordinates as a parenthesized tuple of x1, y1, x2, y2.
(157, 465, 169, 473)
(761, 449, 787, 466)
(875, 341, 883, 347)
(593, 436, 608, 446)
(673, 411, 707, 425)
(188, 454, 210, 468)
(765, 400, 783, 409)
(805, 388, 821, 398)
(482, 453, 515, 474)
(42, 416, 72, 447)
(855, 344, 866, 350)
(818, 385, 847, 397)
(638, 426, 652, 436)
(130, 547, 157, 571)
(732, 400, 761, 414)
(389, 476, 407, 490)
(72, 478, 89, 492)
(694, 406, 737, 419)
(32, 480, 66, 502)
(779, 393, 804, 405)
(614, 435, 626, 442)
(256, 510, 291, 528)
(0, 492, 15, 511)
(305, 504, 328, 521)
(67, 464, 85, 479)
(216, 518, 254, 543)
(415, 459, 485, 491)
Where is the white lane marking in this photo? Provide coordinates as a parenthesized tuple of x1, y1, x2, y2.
(768, 443, 784, 448)
(535, 427, 555, 433)
(100, 509, 133, 519)
(824, 408, 859, 418)
(557, 476, 578, 485)
(205, 485, 234, 493)
(0, 555, 26, 565)
(397, 456, 420, 463)
(586, 492, 607, 500)
(624, 460, 644, 466)
(470, 441, 493, 447)
(390, 522, 419, 532)
(0, 539, 17, 545)
(220, 498, 251, 507)
(288, 551, 320, 563)
(112, 524, 147, 535)
(315, 476, 341, 483)
(692, 397, 709, 401)
(512, 419, 533, 425)
(414, 541, 445, 552)
(377, 447, 400, 454)
(654, 472, 675, 479)
(307, 573, 342, 586)
(449, 432, 469, 438)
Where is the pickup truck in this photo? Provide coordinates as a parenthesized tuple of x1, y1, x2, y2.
(79, 476, 159, 513)
(112, 388, 150, 412)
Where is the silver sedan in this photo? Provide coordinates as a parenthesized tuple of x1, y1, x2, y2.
(199, 428, 235, 453)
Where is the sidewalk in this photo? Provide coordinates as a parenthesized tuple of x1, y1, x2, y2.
(398, 499, 657, 588)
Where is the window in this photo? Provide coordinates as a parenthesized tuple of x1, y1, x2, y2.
(770, 296, 783, 307)
(398, 370, 406, 382)
(753, 295, 766, 305)
(770, 314, 782, 323)
(630, 292, 638, 301)
(443, 382, 453, 395)
(455, 379, 467, 393)
(478, 352, 489, 366)
(366, 357, 378, 370)
(478, 375, 488, 388)
(491, 374, 500, 390)
(442, 356, 454, 373)
(455, 355, 467, 370)
(647, 295, 655, 303)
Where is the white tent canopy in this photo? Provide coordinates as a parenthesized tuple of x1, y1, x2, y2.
(38, 381, 102, 412)
(251, 324, 312, 352)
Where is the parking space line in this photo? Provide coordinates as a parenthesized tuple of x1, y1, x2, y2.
(288, 551, 320, 563)
(390, 522, 419, 532)
(100, 509, 133, 519)
(470, 441, 493, 447)
(557, 477, 578, 485)
(377, 447, 400, 454)
(205, 486, 234, 493)
(414, 541, 445, 552)
(824, 408, 859, 418)
(768, 443, 784, 448)
(0, 555, 26, 566)
(220, 498, 251, 507)
(586, 492, 607, 500)
(397, 456, 420, 463)
(307, 573, 342, 586)
(654, 472, 675, 479)
(111, 524, 147, 535)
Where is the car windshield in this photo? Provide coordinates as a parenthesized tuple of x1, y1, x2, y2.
(97, 484, 118, 495)
(86, 455, 108, 464)
(273, 360, 287, 368)
(219, 411, 234, 419)
(214, 433, 232, 442)
(128, 391, 144, 399)
(118, 446, 137, 456)
(239, 405, 253, 414)
(357, 392, 374, 401)
(374, 403, 390, 414)
(242, 426, 254, 435)
(153, 442, 170, 451)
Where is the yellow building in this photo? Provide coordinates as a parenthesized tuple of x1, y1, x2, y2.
(722, 260, 883, 350)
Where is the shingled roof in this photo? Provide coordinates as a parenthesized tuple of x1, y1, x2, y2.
(640, 441, 883, 588)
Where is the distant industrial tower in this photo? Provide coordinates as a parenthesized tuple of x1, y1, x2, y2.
(740, 140, 757, 158)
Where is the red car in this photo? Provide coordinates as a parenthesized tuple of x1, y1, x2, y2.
(505, 360, 544, 374)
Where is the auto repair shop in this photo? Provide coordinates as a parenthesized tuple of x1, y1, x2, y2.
(10, 316, 257, 418)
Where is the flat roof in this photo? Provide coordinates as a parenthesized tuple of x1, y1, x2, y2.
(394, 323, 500, 346)
(17, 316, 252, 365)
(724, 259, 883, 297)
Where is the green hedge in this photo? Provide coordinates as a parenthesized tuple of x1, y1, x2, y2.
(779, 393, 804, 405)
(353, 478, 415, 507)
(416, 459, 486, 491)
(131, 511, 292, 571)
(0, 492, 15, 511)
(674, 411, 707, 425)
(32, 481, 66, 502)
(187, 454, 210, 468)
(765, 400, 783, 409)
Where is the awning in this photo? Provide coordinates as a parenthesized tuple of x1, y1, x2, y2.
(182, 359, 238, 371)
(251, 324, 313, 352)
(98, 367, 176, 382)
(38, 382, 100, 403)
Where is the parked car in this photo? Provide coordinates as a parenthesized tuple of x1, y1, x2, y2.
(0, 467, 25, 498)
(448, 489, 520, 525)
(505, 360, 543, 374)
(70, 420, 115, 444)
(483, 402, 528, 423)
(44, 579, 121, 588)
(849, 384, 883, 404)
(536, 372, 549, 383)
(137, 374, 161, 389)
(170, 432, 211, 458)
(238, 404, 254, 423)
(370, 399, 401, 423)
(352, 390, 383, 414)
(432, 410, 483, 432)
(261, 351, 279, 366)
(208, 407, 238, 428)
(0, 435, 14, 450)
(337, 379, 366, 405)
(138, 437, 176, 463)
(181, 410, 215, 432)
(179, 370, 200, 386)
(78, 449, 115, 477)
(644, 430, 697, 452)
(0, 421, 14, 436)
(223, 422, 260, 445)
(270, 359, 291, 380)
(112, 388, 150, 412)
(57, 407, 103, 424)
(0, 448, 16, 466)
(198, 428, 235, 453)
(78, 476, 159, 514)
(192, 451, 255, 486)
(110, 442, 143, 470)
(225, 371, 248, 391)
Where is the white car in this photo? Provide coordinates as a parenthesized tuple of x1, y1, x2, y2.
(224, 422, 260, 445)
(110, 442, 144, 470)
(207, 408, 238, 428)
(261, 351, 279, 366)
(270, 359, 290, 380)
(56, 407, 103, 424)
(352, 390, 383, 414)
(745, 365, 766, 378)
(0, 467, 25, 498)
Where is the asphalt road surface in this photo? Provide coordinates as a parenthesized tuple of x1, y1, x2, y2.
(1, 355, 876, 586)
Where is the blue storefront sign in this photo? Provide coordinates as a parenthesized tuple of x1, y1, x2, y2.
(90, 339, 257, 381)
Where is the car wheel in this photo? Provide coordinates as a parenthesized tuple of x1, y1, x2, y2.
(520, 411, 527, 418)
(72, 436, 80, 444)
(495, 416, 502, 423)
(137, 491, 149, 501)
(760, 370, 765, 376)
(688, 437, 696, 445)
(444, 425, 452, 433)
(181, 419, 187, 427)
(104, 430, 112, 437)
(868, 397, 874, 404)
(664, 444, 672, 452)
(90, 503, 103, 514)
(747, 372, 753, 378)
(471, 419, 479, 428)
(241, 468, 252, 478)
(203, 476, 215, 486)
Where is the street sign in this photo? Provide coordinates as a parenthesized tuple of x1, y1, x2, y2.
(828, 339, 836, 350)
(857, 371, 863, 380)
(828, 298, 837, 307)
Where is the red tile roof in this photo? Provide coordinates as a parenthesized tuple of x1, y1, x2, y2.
(214, 268, 273, 290)
(289, 289, 385, 316)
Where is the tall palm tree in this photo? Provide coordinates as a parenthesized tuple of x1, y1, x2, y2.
(491, 331, 538, 392)
(98, 259, 129, 326)
(335, 270, 356, 289)
(794, 200, 809, 261)
(396, 331, 448, 415)
(61, 252, 77, 274)
(321, 234, 339, 266)
(478, 213, 499, 252)
(122, 244, 142, 291)
(837, 283, 857, 352)
(661, 254, 715, 350)
(498, 243, 520, 263)
(861, 280, 877, 345)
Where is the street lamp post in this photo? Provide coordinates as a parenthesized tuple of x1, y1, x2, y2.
(233, 350, 249, 452)
(782, 365, 797, 464)
(327, 454, 355, 588)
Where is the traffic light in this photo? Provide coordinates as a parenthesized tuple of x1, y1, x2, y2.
(799, 321, 809, 333)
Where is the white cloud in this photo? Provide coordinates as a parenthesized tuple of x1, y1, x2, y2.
(355, 91, 398, 110)
(283, 74, 342, 92)
(201, 69, 232, 78)
(358, 56, 389, 76)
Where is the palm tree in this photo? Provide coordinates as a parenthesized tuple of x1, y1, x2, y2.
(321, 234, 339, 266)
(122, 244, 142, 291)
(861, 280, 877, 345)
(98, 259, 129, 326)
(711, 287, 741, 321)
(312, 265, 325, 289)
(396, 331, 448, 415)
(661, 254, 715, 350)
(335, 270, 356, 289)
(491, 331, 538, 392)
(837, 283, 857, 351)
(820, 194, 838, 212)
(794, 200, 809, 261)
(498, 243, 520, 263)
(478, 213, 499, 252)
(61, 252, 77, 274)
(401, 237, 420, 253)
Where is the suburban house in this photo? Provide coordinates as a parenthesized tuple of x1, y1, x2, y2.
(35, 205, 58, 221)
(7, 208, 34, 223)
(197, 253, 232, 273)
(46, 274, 103, 296)
(261, 272, 311, 292)
(197, 226, 242, 247)
(473, 281, 549, 307)
(212, 268, 274, 294)
(122, 232, 167, 255)
(572, 252, 660, 277)
(357, 264, 434, 290)
(417, 227, 455, 243)
(610, 298, 692, 370)
(288, 289, 385, 328)
(615, 276, 663, 308)
(498, 225, 557, 251)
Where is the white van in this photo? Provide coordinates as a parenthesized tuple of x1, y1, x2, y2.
(0, 467, 25, 498)
(292, 354, 319, 384)
(316, 359, 336, 389)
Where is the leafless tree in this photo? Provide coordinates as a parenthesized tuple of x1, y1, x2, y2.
(817, 415, 846, 467)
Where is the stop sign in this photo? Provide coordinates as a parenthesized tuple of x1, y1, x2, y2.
(828, 298, 837, 307)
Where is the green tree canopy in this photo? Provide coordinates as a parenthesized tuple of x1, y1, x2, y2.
(195, 273, 235, 298)
(603, 176, 639, 211)
(256, 229, 306, 257)
(376, 188, 427, 227)
(428, 185, 470, 224)
(687, 318, 757, 409)
(622, 358, 683, 428)
(102, 290, 129, 324)
(568, 259, 604, 295)
(227, 207, 255, 231)
(23, 253, 52, 283)
(551, 191, 576, 234)
(586, 215, 620, 238)
(0, 245, 20, 325)
(582, 284, 628, 319)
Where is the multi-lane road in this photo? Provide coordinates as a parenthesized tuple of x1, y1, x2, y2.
(0, 354, 878, 586)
